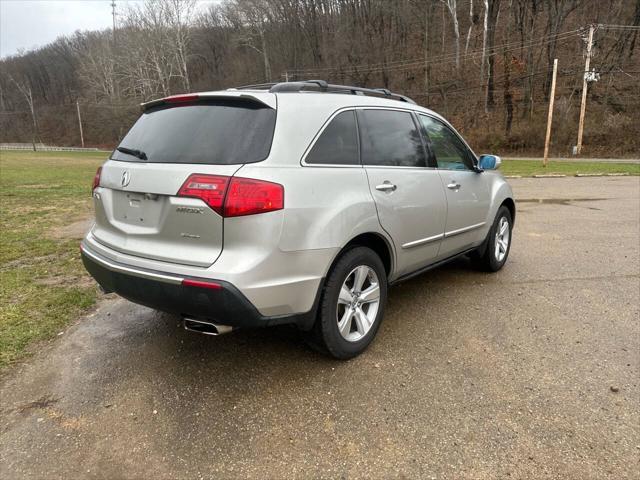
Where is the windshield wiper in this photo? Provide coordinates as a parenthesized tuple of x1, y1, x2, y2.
(116, 146, 148, 160)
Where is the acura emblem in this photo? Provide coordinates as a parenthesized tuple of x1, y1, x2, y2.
(121, 170, 131, 187)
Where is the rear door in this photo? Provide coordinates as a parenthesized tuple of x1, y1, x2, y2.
(417, 114, 491, 257)
(92, 97, 276, 267)
(358, 108, 447, 276)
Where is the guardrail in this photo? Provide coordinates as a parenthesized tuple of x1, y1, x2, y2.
(0, 144, 109, 152)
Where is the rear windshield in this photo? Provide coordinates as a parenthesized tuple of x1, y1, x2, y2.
(111, 99, 276, 164)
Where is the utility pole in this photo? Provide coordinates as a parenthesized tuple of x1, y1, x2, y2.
(76, 100, 85, 148)
(576, 24, 595, 155)
(111, 1, 117, 44)
(543, 59, 558, 167)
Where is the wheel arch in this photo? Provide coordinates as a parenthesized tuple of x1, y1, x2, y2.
(500, 197, 516, 225)
(336, 232, 395, 278)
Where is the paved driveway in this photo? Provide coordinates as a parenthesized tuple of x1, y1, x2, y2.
(1, 176, 638, 479)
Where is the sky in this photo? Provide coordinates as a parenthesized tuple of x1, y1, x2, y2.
(0, 0, 216, 59)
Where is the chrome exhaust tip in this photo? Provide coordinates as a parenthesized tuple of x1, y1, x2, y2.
(183, 318, 234, 336)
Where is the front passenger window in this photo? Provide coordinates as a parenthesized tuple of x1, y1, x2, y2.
(419, 115, 474, 171)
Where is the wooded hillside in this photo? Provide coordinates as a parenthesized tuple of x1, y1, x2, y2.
(1, 0, 638, 156)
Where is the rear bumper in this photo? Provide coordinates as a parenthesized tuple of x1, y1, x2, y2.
(81, 244, 320, 329)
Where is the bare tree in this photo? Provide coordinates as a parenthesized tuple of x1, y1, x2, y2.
(465, 0, 478, 55)
(441, 0, 461, 70)
(514, 0, 540, 118)
(77, 33, 118, 102)
(224, 0, 273, 82)
(7, 74, 39, 150)
(485, 0, 501, 112)
(543, 0, 579, 100)
(481, 0, 488, 96)
(164, 0, 197, 91)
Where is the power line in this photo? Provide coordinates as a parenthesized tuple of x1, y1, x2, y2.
(286, 28, 583, 74)
(286, 24, 638, 78)
(286, 29, 583, 77)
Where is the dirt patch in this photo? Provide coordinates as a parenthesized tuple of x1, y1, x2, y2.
(1, 253, 59, 271)
(35, 274, 95, 288)
(49, 218, 93, 240)
(20, 184, 62, 190)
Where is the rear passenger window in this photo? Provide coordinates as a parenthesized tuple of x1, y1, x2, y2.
(306, 111, 359, 165)
(358, 110, 426, 168)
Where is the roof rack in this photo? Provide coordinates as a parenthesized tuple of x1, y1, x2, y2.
(231, 82, 279, 90)
(231, 80, 416, 104)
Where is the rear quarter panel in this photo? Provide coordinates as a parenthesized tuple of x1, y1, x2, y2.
(236, 164, 387, 254)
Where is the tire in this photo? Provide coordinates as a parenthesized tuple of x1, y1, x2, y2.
(307, 247, 388, 359)
(472, 205, 513, 272)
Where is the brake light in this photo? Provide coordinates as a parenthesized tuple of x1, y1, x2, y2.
(177, 174, 284, 217)
(224, 177, 284, 217)
(177, 174, 229, 215)
(92, 166, 102, 192)
(165, 94, 199, 104)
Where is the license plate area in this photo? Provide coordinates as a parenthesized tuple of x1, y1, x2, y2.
(113, 191, 164, 226)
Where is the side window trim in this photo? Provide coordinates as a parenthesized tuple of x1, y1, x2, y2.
(353, 107, 363, 166)
(301, 108, 362, 168)
(418, 113, 478, 170)
(355, 107, 435, 170)
(411, 111, 437, 168)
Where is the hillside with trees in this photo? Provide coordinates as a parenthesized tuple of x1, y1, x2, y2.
(1, 0, 638, 156)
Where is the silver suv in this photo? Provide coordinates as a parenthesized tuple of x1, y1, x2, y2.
(81, 81, 515, 359)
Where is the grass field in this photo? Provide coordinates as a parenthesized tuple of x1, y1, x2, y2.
(501, 158, 640, 177)
(0, 150, 106, 367)
(0, 150, 638, 368)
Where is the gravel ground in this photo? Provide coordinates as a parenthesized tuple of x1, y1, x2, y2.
(1, 176, 638, 479)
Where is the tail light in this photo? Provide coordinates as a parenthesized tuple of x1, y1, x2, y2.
(92, 166, 102, 192)
(224, 177, 284, 217)
(177, 174, 229, 216)
(177, 174, 284, 217)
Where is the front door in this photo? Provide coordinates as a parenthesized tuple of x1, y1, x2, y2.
(358, 109, 447, 276)
(417, 114, 491, 257)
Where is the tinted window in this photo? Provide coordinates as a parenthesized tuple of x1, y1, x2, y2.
(306, 111, 359, 165)
(111, 99, 276, 165)
(419, 115, 473, 170)
(358, 110, 426, 167)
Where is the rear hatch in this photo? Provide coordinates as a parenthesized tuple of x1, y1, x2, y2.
(92, 94, 277, 267)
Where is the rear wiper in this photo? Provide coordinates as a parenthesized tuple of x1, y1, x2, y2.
(116, 146, 148, 160)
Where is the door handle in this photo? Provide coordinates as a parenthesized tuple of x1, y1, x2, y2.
(447, 181, 461, 190)
(375, 182, 397, 192)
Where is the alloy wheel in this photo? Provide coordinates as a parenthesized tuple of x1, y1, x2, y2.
(494, 216, 510, 262)
(336, 265, 380, 342)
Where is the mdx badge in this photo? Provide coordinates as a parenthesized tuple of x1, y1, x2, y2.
(176, 206, 204, 214)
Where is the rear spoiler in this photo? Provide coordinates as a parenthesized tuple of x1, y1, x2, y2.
(140, 91, 277, 111)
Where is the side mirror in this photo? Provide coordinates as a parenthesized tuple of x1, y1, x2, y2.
(478, 154, 502, 170)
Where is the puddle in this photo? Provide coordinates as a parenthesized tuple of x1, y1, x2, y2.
(517, 198, 606, 210)
(16, 395, 59, 413)
(517, 198, 606, 204)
